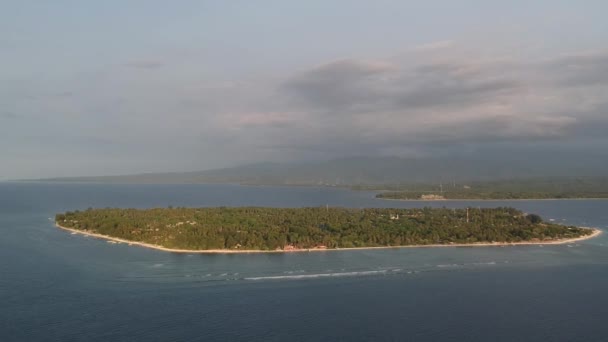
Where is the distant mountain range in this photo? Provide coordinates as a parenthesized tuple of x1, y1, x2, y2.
(30, 155, 608, 186)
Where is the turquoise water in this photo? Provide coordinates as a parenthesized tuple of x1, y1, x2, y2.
(2, 182, 608, 341)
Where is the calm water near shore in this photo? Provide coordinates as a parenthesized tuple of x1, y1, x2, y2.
(2, 182, 608, 341)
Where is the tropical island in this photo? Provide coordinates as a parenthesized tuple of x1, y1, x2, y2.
(55, 207, 599, 253)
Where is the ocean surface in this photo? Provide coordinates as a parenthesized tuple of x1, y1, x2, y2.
(2, 182, 608, 341)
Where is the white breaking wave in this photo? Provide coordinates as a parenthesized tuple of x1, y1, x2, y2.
(437, 261, 498, 268)
(245, 270, 389, 281)
(282, 270, 306, 274)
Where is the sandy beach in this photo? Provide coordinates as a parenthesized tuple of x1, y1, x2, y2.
(55, 223, 602, 254)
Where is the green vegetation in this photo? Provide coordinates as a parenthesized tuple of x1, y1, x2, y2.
(372, 178, 608, 200)
(56, 207, 593, 251)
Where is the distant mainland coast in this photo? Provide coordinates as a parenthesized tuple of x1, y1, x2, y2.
(375, 192, 608, 201)
(377, 196, 608, 202)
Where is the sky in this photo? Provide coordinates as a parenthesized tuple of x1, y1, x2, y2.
(2, 0, 608, 179)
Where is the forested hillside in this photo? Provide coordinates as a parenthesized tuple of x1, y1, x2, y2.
(35, 155, 608, 185)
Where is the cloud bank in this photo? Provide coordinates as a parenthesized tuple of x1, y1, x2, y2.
(245, 50, 608, 155)
(3, 45, 608, 177)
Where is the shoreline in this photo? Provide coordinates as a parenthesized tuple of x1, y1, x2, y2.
(376, 196, 608, 202)
(56, 223, 602, 254)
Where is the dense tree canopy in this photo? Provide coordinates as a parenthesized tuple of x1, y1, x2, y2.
(56, 207, 592, 251)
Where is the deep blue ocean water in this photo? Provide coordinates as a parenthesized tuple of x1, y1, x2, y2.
(2, 182, 608, 341)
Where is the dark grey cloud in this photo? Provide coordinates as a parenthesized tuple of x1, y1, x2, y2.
(544, 53, 608, 87)
(282, 59, 520, 114)
(124, 60, 165, 69)
(566, 103, 608, 138)
(256, 114, 575, 158)
(1, 112, 18, 119)
(282, 59, 393, 112)
(392, 75, 519, 110)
